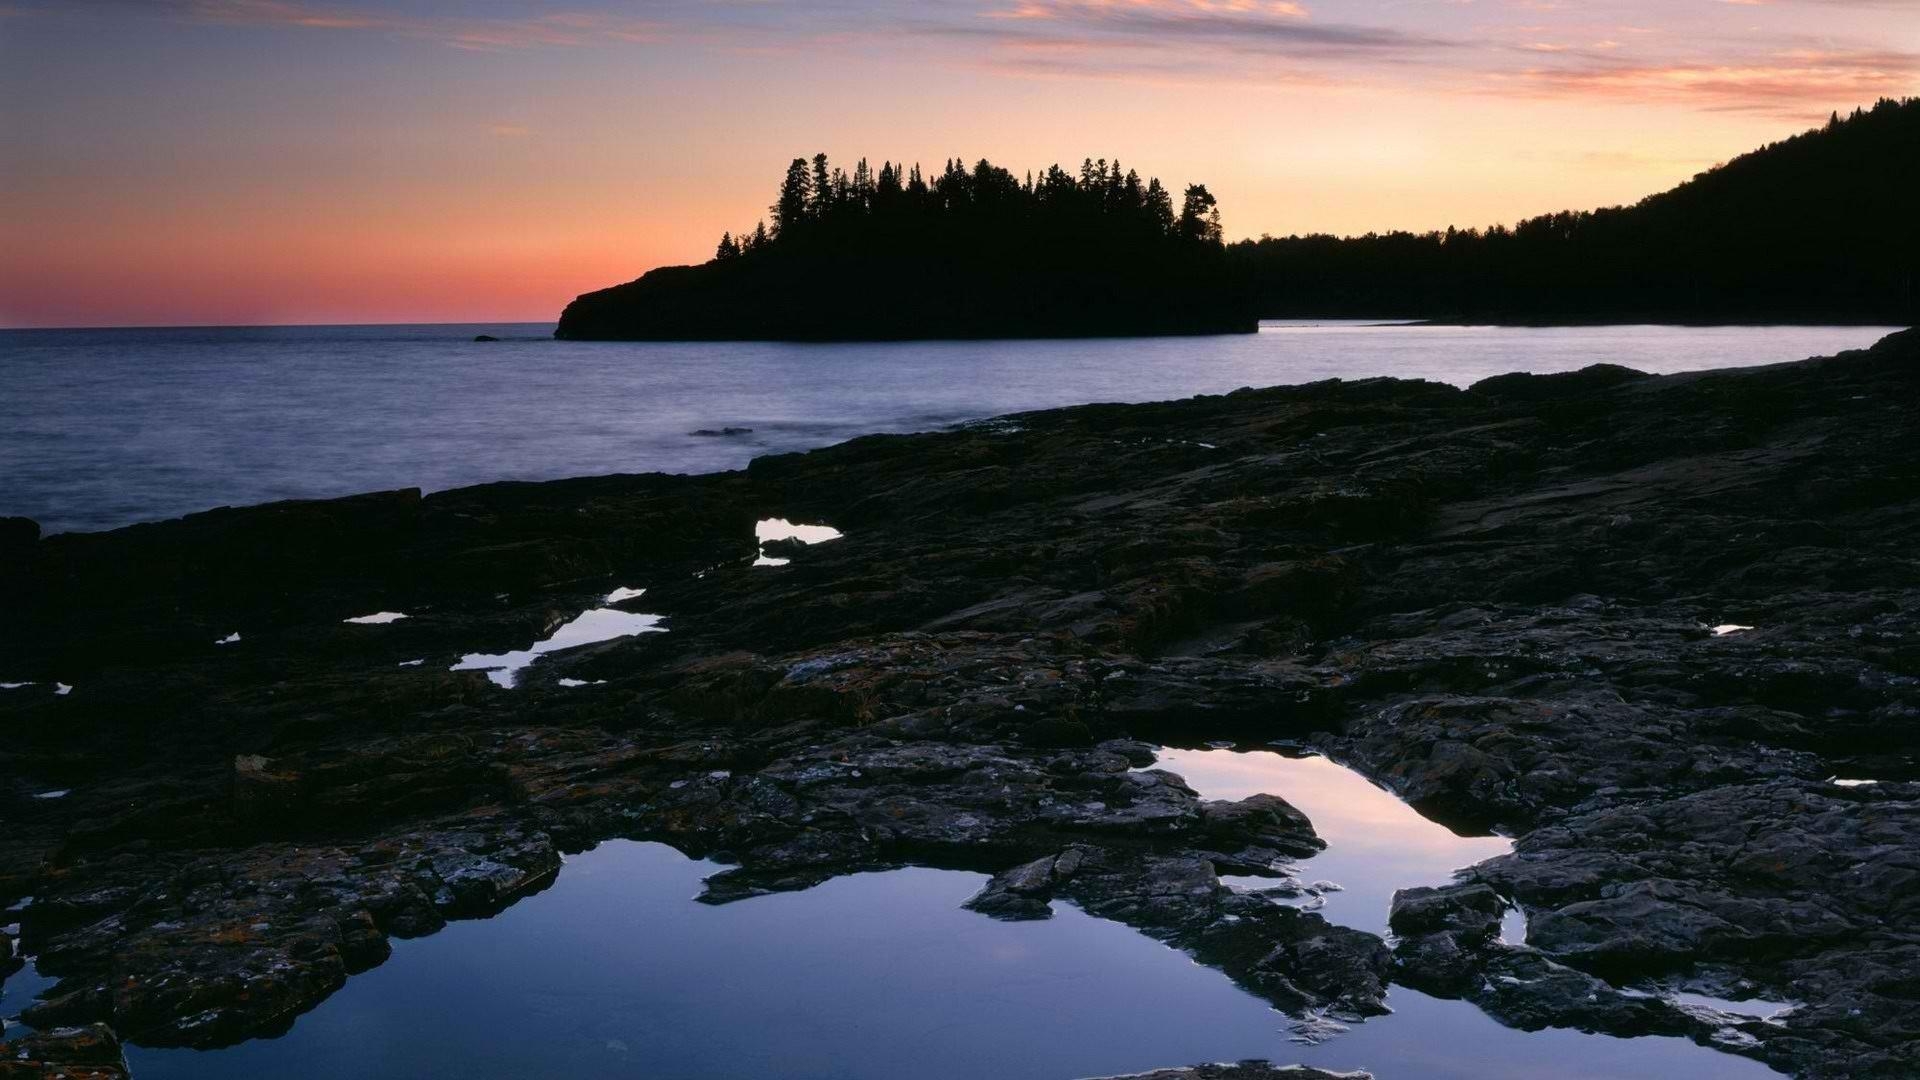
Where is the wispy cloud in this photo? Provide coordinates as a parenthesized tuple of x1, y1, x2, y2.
(959, 0, 1458, 56)
(70, 0, 668, 50)
(1494, 46, 1920, 116)
(895, 0, 1462, 87)
(29, 0, 1920, 111)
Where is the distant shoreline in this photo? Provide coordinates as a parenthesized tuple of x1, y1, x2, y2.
(5, 316, 1912, 336)
(1375, 315, 1911, 330)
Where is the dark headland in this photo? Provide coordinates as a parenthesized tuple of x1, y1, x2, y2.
(3, 329, 1918, 1077)
(558, 99, 1917, 341)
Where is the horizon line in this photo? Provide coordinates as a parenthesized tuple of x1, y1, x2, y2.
(0, 320, 563, 333)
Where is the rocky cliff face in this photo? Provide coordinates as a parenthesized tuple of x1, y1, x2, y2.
(1, 330, 1915, 1077)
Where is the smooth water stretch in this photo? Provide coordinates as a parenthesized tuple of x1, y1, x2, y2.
(0, 322, 1896, 534)
(125, 839, 1778, 1080)
(110, 748, 1776, 1078)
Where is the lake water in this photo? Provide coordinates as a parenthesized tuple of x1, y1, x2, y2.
(0, 322, 1897, 535)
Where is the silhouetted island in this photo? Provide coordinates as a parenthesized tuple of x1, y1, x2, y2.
(1232, 97, 1918, 324)
(555, 156, 1254, 341)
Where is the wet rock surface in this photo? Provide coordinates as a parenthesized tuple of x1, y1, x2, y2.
(1079, 1065, 1370, 1080)
(0, 1023, 130, 1078)
(1, 330, 1917, 1076)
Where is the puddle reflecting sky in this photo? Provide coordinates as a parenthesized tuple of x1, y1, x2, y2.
(1151, 747, 1513, 934)
(753, 517, 842, 567)
(124, 840, 1777, 1080)
(451, 607, 664, 688)
(756, 518, 843, 546)
(0, 960, 56, 1032)
(1668, 993, 1799, 1021)
(754, 517, 842, 566)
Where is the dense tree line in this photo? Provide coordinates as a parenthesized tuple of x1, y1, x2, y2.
(559, 156, 1249, 340)
(709, 154, 1223, 259)
(1230, 98, 1918, 323)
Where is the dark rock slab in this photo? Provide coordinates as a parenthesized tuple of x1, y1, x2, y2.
(1077, 1064, 1371, 1080)
(1, 330, 1916, 1077)
(0, 1023, 130, 1078)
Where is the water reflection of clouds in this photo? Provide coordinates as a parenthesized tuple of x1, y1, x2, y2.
(1158, 748, 1504, 853)
(1153, 747, 1512, 933)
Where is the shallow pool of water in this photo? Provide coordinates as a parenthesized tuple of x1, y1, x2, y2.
(1150, 746, 1513, 934)
(754, 517, 843, 566)
(1669, 992, 1799, 1021)
(451, 606, 666, 688)
(119, 840, 1778, 1079)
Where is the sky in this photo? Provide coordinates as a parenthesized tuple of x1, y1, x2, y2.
(2, 0, 1915, 328)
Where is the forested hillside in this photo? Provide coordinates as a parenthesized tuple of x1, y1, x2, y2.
(1231, 98, 1918, 323)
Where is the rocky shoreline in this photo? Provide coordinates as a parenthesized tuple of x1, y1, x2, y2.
(2, 330, 1916, 1077)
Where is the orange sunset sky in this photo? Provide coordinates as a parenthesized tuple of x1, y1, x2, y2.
(2, 0, 1915, 328)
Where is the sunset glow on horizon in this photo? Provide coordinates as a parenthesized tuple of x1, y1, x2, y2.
(4, 0, 1915, 328)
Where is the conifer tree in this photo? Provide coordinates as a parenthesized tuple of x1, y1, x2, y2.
(772, 158, 813, 237)
(1178, 184, 1222, 245)
(1145, 178, 1175, 236)
(810, 154, 832, 218)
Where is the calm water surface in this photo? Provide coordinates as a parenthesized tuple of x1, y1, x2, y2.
(0, 321, 1896, 534)
(1150, 746, 1513, 935)
(113, 749, 1780, 1078)
(125, 839, 1779, 1080)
